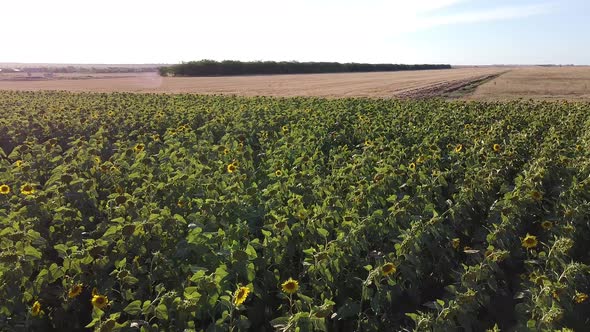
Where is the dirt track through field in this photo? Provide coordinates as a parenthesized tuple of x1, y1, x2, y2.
(0, 68, 504, 98)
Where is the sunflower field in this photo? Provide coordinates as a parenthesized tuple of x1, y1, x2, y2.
(0, 91, 589, 331)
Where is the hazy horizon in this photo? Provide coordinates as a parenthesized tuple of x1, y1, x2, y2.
(2, 0, 589, 65)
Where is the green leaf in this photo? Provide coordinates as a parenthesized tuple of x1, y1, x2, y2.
(184, 287, 201, 301)
(115, 258, 127, 269)
(155, 303, 168, 320)
(142, 300, 153, 314)
(24, 245, 42, 260)
(317, 228, 329, 238)
(102, 226, 120, 240)
(54, 244, 69, 258)
(85, 317, 101, 328)
(124, 300, 142, 315)
(270, 316, 289, 328)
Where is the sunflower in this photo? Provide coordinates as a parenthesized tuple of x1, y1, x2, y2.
(576, 144, 583, 152)
(541, 220, 553, 230)
(234, 286, 250, 305)
(15, 160, 24, 168)
(416, 156, 425, 164)
(0, 184, 10, 195)
(68, 284, 83, 298)
(493, 144, 501, 152)
(281, 278, 299, 294)
(275, 170, 283, 177)
(574, 292, 588, 304)
(31, 300, 42, 316)
(381, 263, 396, 276)
(93, 156, 101, 164)
(227, 163, 237, 173)
(530, 191, 543, 201)
(408, 163, 416, 171)
(364, 140, 373, 147)
(281, 126, 289, 133)
(455, 144, 463, 153)
(452, 238, 460, 249)
(133, 144, 145, 153)
(223, 148, 230, 155)
(115, 195, 128, 205)
(522, 234, 538, 249)
(107, 111, 115, 117)
(20, 184, 35, 195)
(91, 294, 109, 309)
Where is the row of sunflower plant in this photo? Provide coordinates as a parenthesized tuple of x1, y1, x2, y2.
(0, 91, 589, 331)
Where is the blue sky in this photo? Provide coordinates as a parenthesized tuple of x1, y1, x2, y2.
(1, 0, 588, 65)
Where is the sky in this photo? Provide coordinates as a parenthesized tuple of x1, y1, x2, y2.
(1, 0, 588, 65)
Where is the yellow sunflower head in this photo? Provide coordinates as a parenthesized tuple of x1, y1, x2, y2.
(0, 184, 10, 195)
(281, 126, 289, 133)
(234, 286, 250, 305)
(408, 163, 416, 171)
(31, 300, 42, 316)
(223, 148, 230, 155)
(107, 111, 115, 117)
(281, 278, 299, 294)
(575, 292, 589, 304)
(15, 160, 24, 168)
(275, 170, 283, 177)
(493, 144, 501, 152)
(21, 184, 35, 195)
(68, 284, 83, 298)
(452, 238, 460, 249)
(576, 144, 583, 152)
(133, 144, 145, 153)
(364, 140, 373, 147)
(522, 234, 538, 249)
(455, 144, 463, 153)
(381, 262, 397, 276)
(91, 294, 109, 309)
(541, 220, 553, 230)
(227, 163, 237, 173)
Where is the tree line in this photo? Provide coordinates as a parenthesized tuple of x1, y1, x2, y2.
(158, 60, 451, 76)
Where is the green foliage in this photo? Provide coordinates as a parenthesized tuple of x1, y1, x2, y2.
(0, 91, 589, 331)
(160, 59, 452, 76)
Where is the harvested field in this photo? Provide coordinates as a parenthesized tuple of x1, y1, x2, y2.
(468, 66, 590, 101)
(3, 67, 590, 101)
(0, 68, 503, 98)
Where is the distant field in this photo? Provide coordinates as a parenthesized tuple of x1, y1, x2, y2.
(1, 66, 590, 100)
(0, 68, 503, 98)
(468, 67, 590, 101)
